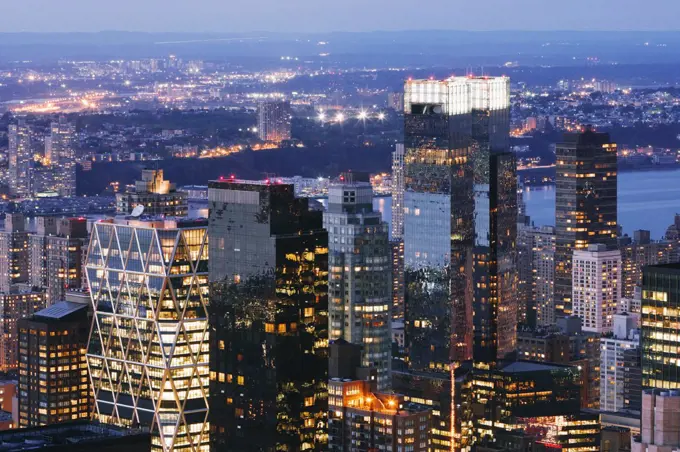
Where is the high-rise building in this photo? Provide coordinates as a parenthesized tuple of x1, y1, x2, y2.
(391, 143, 405, 240)
(8, 120, 33, 198)
(403, 75, 516, 371)
(0, 286, 46, 371)
(47, 117, 77, 197)
(600, 313, 640, 412)
(0, 213, 30, 293)
(572, 244, 622, 334)
(387, 92, 404, 112)
(115, 169, 188, 217)
(85, 217, 210, 452)
(18, 301, 90, 427)
(517, 225, 556, 327)
(391, 143, 406, 322)
(324, 174, 391, 390)
(257, 100, 292, 143)
(45, 218, 88, 304)
(29, 217, 88, 304)
(555, 130, 618, 318)
(632, 389, 680, 452)
(641, 263, 680, 389)
(619, 231, 677, 300)
(208, 180, 328, 451)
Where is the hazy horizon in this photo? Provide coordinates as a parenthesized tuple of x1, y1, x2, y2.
(3, 0, 680, 34)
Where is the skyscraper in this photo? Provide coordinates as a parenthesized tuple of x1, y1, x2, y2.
(48, 117, 77, 197)
(257, 100, 292, 143)
(391, 143, 406, 322)
(324, 174, 391, 390)
(403, 75, 516, 369)
(619, 231, 677, 300)
(555, 130, 618, 318)
(85, 217, 210, 452)
(208, 180, 328, 451)
(8, 120, 33, 198)
(640, 263, 680, 390)
(572, 244, 622, 334)
(600, 313, 640, 412)
(18, 301, 90, 427)
(0, 214, 30, 293)
(0, 287, 45, 371)
(517, 225, 556, 327)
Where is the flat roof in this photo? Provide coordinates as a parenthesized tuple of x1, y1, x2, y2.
(35, 301, 88, 320)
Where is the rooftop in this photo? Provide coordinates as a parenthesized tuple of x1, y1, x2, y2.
(500, 360, 574, 373)
(34, 301, 88, 321)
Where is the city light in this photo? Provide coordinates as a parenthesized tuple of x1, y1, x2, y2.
(335, 112, 345, 123)
(318, 111, 326, 121)
(377, 112, 386, 120)
(358, 110, 368, 120)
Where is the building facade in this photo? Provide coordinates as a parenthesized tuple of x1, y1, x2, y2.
(47, 117, 77, 197)
(403, 75, 516, 370)
(324, 176, 392, 390)
(257, 100, 292, 143)
(0, 287, 46, 371)
(85, 218, 210, 452)
(632, 389, 680, 452)
(208, 180, 328, 451)
(8, 120, 33, 198)
(18, 301, 90, 427)
(600, 314, 640, 412)
(641, 263, 680, 390)
(555, 130, 618, 318)
(619, 231, 677, 300)
(0, 214, 30, 294)
(572, 244, 622, 334)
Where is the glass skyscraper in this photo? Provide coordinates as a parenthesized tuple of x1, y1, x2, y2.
(324, 175, 391, 390)
(208, 180, 329, 451)
(85, 217, 210, 452)
(641, 263, 680, 389)
(554, 130, 618, 318)
(403, 76, 517, 370)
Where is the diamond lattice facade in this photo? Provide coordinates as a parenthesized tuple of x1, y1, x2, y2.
(85, 217, 210, 452)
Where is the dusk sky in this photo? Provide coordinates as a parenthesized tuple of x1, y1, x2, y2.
(3, 0, 680, 33)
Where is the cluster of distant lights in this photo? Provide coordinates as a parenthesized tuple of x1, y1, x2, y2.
(317, 110, 386, 123)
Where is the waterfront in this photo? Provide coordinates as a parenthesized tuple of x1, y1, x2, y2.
(370, 169, 680, 240)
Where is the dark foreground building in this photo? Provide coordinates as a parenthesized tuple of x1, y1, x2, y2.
(208, 180, 329, 451)
(0, 421, 150, 451)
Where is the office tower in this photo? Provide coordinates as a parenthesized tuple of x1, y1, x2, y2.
(517, 225, 556, 327)
(208, 180, 328, 451)
(641, 263, 680, 389)
(8, 120, 33, 198)
(623, 344, 642, 412)
(555, 129, 618, 318)
(0, 287, 46, 371)
(632, 389, 680, 452)
(18, 301, 90, 427)
(29, 217, 58, 290)
(257, 100, 292, 143)
(0, 214, 29, 293)
(85, 217, 210, 452)
(391, 144, 405, 321)
(471, 361, 600, 452)
(403, 75, 516, 370)
(47, 117, 77, 197)
(572, 244, 622, 334)
(619, 231, 677, 300)
(115, 169, 188, 217)
(600, 314, 640, 412)
(324, 174, 391, 390)
(392, 144, 405, 240)
(516, 317, 601, 409)
(0, 422, 152, 451)
(328, 340, 431, 451)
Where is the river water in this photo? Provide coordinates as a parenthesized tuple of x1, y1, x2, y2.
(370, 169, 680, 241)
